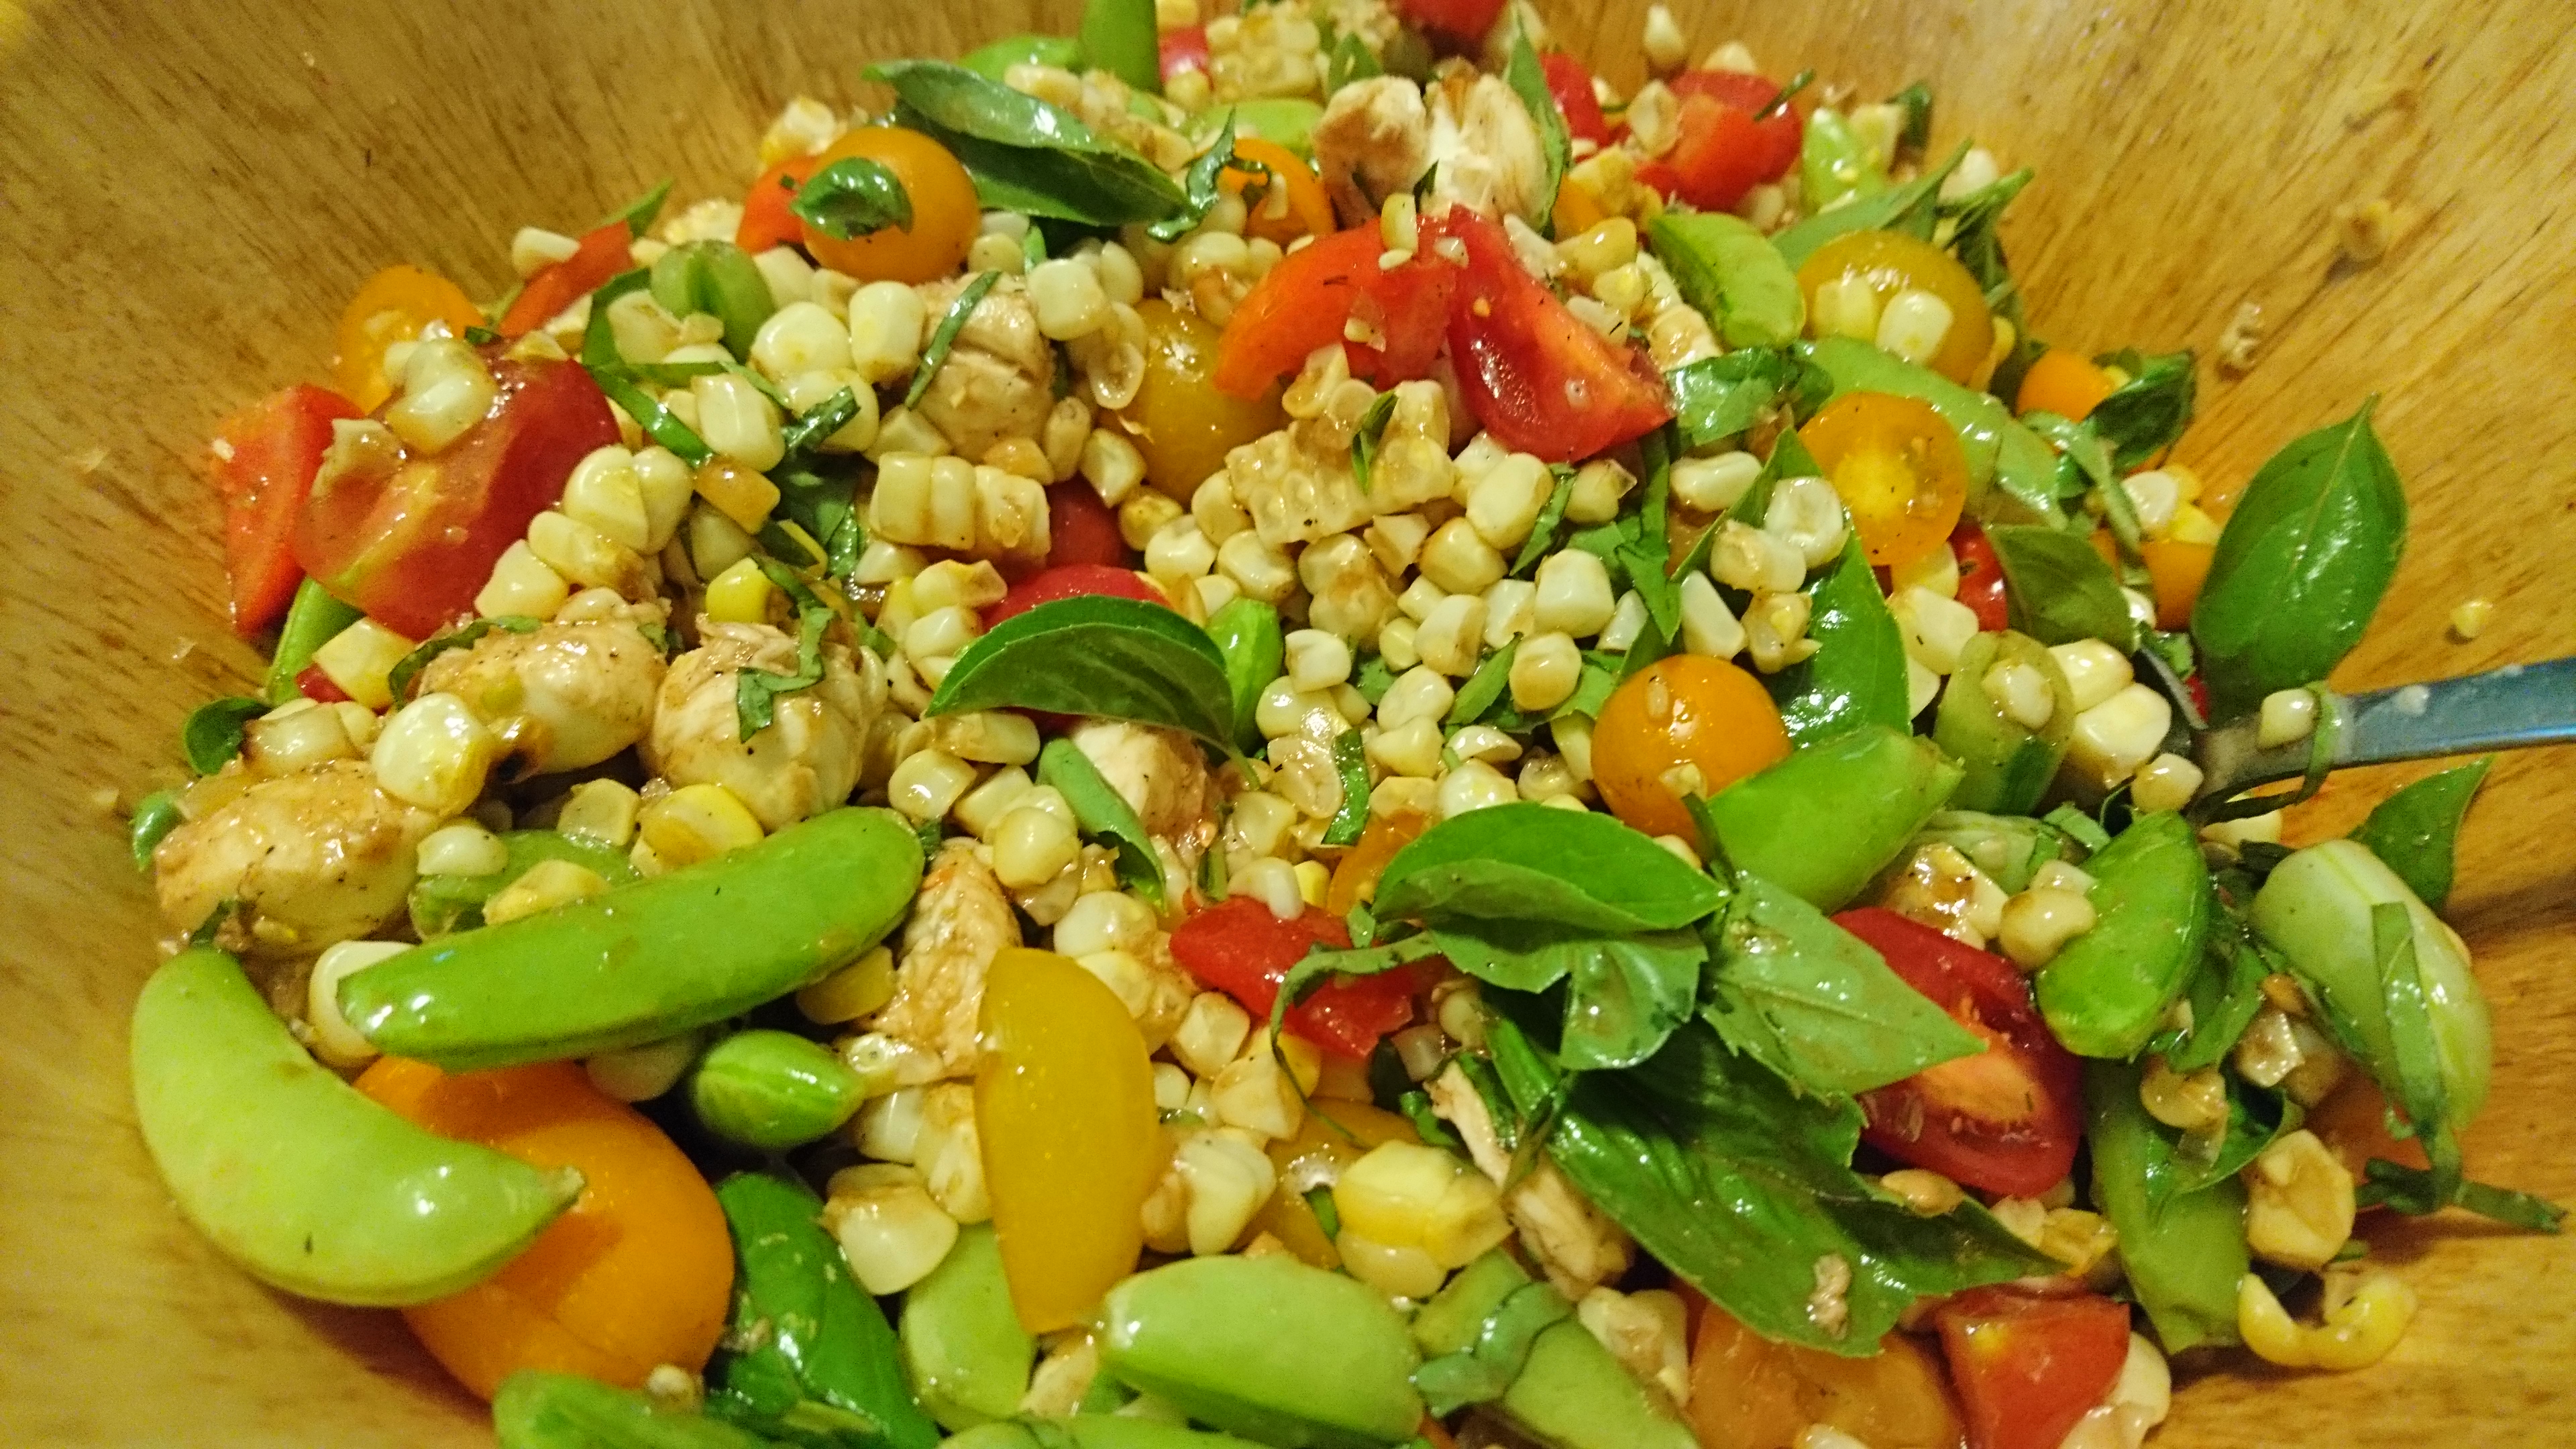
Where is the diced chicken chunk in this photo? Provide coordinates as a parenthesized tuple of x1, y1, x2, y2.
(641, 620, 883, 832)
(912, 276, 1053, 459)
(1313, 76, 1433, 226)
(417, 602, 667, 776)
(154, 759, 439, 957)
(867, 841, 1024, 1077)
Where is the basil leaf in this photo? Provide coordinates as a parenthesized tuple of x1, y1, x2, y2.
(1322, 728, 1371, 847)
(1501, 25, 1568, 225)
(1376, 802, 1729, 934)
(2090, 348, 2197, 472)
(1767, 529, 1912, 747)
(2374, 900, 2462, 1204)
(1148, 113, 1240, 246)
(1038, 738, 1167, 908)
(602, 178, 674, 238)
(2192, 398, 2406, 719)
(2356, 1161, 2565, 1232)
(1887, 82, 1933, 156)
(1939, 166, 2041, 402)
(591, 366, 713, 466)
(1206, 597, 1285, 755)
(1349, 387, 1400, 494)
(182, 696, 268, 775)
(264, 578, 364, 705)
(926, 594, 1236, 749)
(2148, 1077, 2298, 1211)
(386, 615, 541, 704)
(1413, 1280, 1571, 1416)
(1768, 141, 1971, 270)
(1432, 922, 1704, 1070)
(871, 61, 1187, 227)
(906, 271, 1001, 411)
(1326, 30, 1382, 93)
(1701, 873, 1986, 1098)
(772, 466, 865, 580)
(1078, 0, 1161, 93)
(1446, 640, 1518, 728)
(1621, 429, 1681, 643)
(1985, 524, 2141, 651)
(792, 158, 914, 241)
(130, 788, 184, 871)
(1665, 349, 1827, 450)
(2043, 802, 2113, 853)
(778, 388, 863, 470)
(1353, 651, 1398, 707)
(2150, 917, 2272, 1073)
(735, 560, 835, 741)
(1509, 466, 1576, 576)
(1650, 213, 1807, 350)
(2348, 758, 2489, 913)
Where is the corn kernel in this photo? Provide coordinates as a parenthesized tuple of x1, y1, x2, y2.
(483, 857, 612, 924)
(2068, 682, 2174, 787)
(639, 782, 765, 866)
(1998, 885, 2096, 971)
(704, 557, 778, 625)
(528, 510, 648, 596)
(1677, 573, 1747, 659)
(2048, 639, 2133, 712)
(585, 1030, 704, 1104)
(555, 779, 642, 849)
(477, 539, 572, 620)
(2245, 1128, 2356, 1270)
(417, 820, 508, 877)
(1175, 1129, 1279, 1255)
(385, 338, 498, 453)
(306, 941, 409, 1067)
(888, 748, 978, 823)
(2257, 687, 2320, 749)
(2238, 1269, 2414, 1371)
(1875, 288, 1955, 366)
(1334, 1139, 1511, 1269)
(822, 1166, 959, 1294)
(2131, 753, 2204, 813)
(311, 617, 419, 711)
(992, 804, 1081, 889)
(370, 692, 494, 815)
(794, 945, 895, 1025)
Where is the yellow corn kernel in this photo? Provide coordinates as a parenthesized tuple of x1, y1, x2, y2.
(1333, 1138, 1512, 1270)
(796, 945, 896, 1024)
(2245, 1128, 2357, 1271)
(704, 556, 779, 625)
(694, 456, 783, 531)
(639, 782, 765, 867)
(555, 778, 642, 849)
(482, 857, 612, 925)
(2238, 1269, 2416, 1371)
(310, 617, 418, 711)
(370, 692, 495, 815)
(821, 1164, 959, 1294)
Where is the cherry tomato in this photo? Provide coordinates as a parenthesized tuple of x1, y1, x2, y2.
(1934, 1288, 2132, 1449)
(798, 128, 980, 284)
(294, 663, 352, 704)
(294, 357, 619, 639)
(1682, 1290, 1965, 1449)
(1801, 391, 1970, 570)
(1224, 138, 1338, 248)
(498, 221, 632, 338)
(1247, 1098, 1421, 1269)
(1667, 70, 1804, 179)
(1046, 480, 1131, 570)
(1216, 224, 1457, 398)
(356, 1059, 733, 1401)
(1797, 230, 1996, 386)
(2015, 347, 2116, 422)
(2137, 538, 2214, 631)
(1326, 805, 1432, 916)
(736, 152, 826, 255)
(211, 385, 362, 635)
(983, 563, 1167, 629)
(1159, 25, 1211, 80)
(1128, 299, 1289, 501)
(1591, 655, 1791, 840)
(977, 947, 1165, 1333)
(1951, 522, 2011, 633)
(1397, 0, 1507, 41)
(333, 265, 485, 412)
(1835, 908, 2082, 1198)
(1540, 53, 1613, 148)
(1427, 209, 1672, 464)
(1168, 896, 1427, 1059)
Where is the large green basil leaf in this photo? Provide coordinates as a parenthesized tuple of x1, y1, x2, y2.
(1664, 348, 1829, 450)
(1768, 532, 1912, 746)
(2191, 399, 2406, 720)
(1434, 922, 1705, 1072)
(924, 594, 1235, 748)
(1768, 141, 1970, 270)
(1374, 802, 1728, 934)
(869, 61, 1187, 226)
(2347, 757, 2489, 912)
(181, 696, 269, 775)
(1984, 523, 2141, 651)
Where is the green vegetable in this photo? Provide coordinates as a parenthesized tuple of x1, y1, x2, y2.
(906, 270, 1001, 410)
(602, 178, 676, 239)
(1500, 26, 1568, 225)
(1322, 728, 1371, 848)
(495, 1371, 780, 1449)
(958, 33, 1085, 84)
(2147, 1075, 2297, 1210)
(180, 696, 267, 775)
(1501, 1315, 1697, 1449)
(2034, 812, 2211, 1058)
(594, 368, 715, 466)
(902, 1225, 1036, 1432)
(2151, 916, 2271, 1073)
(1324, 28, 1382, 93)
(1204, 596, 1284, 756)
(385, 615, 541, 704)
(343, 808, 924, 1071)
(1796, 336, 2060, 523)
(1983, 524, 2141, 651)
(1651, 212, 1807, 348)
(791, 157, 914, 241)
(1348, 386, 1400, 494)
(1699, 725, 1962, 911)
(733, 559, 839, 741)
(2347, 757, 2489, 912)
(1409, 1249, 1692, 1449)
(1510, 468, 1577, 576)
(1938, 166, 2039, 402)
(1079, 0, 1161, 93)
(926, 595, 1237, 751)
(1797, 107, 1888, 214)
(1191, 97, 1326, 156)
(1446, 640, 1519, 727)
(1150, 114, 1240, 244)
(1768, 141, 1968, 270)
(1906, 810, 2078, 894)
(1762, 515, 1912, 745)
(1039, 737, 1167, 908)
(1933, 630, 2076, 813)
(131, 949, 579, 1305)
(129, 788, 183, 871)
(650, 241, 777, 358)
(2020, 412, 2131, 561)
(1095, 1254, 1426, 1448)
(1377, 802, 1727, 934)
(2355, 1161, 2565, 1231)
(2084, 1059, 2247, 1352)
(944, 1423, 1274, 1449)
(2191, 399, 2406, 720)
(706, 1173, 941, 1449)
(872, 62, 1187, 227)
(1664, 349, 1829, 450)
(2089, 347, 2197, 472)
(1411, 1264, 1569, 1415)
(688, 1030, 865, 1150)
(407, 829, 639, 938)
(264, 578, 363, 704)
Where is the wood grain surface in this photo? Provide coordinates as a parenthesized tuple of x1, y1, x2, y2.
(0, 0, 2567, 1442)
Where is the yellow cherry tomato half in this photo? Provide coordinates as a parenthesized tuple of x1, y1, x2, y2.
(975, 946, 1165, 1334)
(1796, 229, 1996, 386)
(1799, 390, 1970, 569)
(1591, 656, 1792, 840)
(1125, 298, 1287, 503)
(333, 264, 484, 412)
(799, 127, 981, 284)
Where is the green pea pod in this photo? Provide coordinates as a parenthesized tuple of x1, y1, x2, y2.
(131, 949, 580, 1306)
(1904, 810, 2080, 894)
(1204, 596, 1283, 755)
(1796, 337, 2061, 525)
(409, 829, 643, 938)
(708, 1173, 941, 1449)
(344, 808, 924, 1071)
(1699, 725, 1963, 911)
(1648, 211, 1805, 349)
(1933, 631, 2076, 814)
(1799, 107, 1887, 214)
(264, 577, 364, 704)
(129, 788, 183, 871)
(690, 1030, 866, 1150)
(2033, 811, 2210, 1058)
(960, 32, 1085, 83)
(1198, 97, 1326, 156)
(901, 1225, 1035, 1432)
(2084, 1060, 2246, 1353)
(943, 1421, 1272, 1449)
(495, 1371, 784, 1449)
(1079, 0, 1161, 93)
(651, 239, 778, 360)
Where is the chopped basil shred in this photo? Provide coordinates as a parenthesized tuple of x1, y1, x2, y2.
(1038, 738, 1167, 909)
(1322, 727, 1371, 847)
(180, 697, 268, 775)
(733, 560, 836, 741)
(1149, 113, 1240, 244)
(906, 270, 1000, 411)
(385, 616, 541, 704)
(1349, 389, 1399, 494)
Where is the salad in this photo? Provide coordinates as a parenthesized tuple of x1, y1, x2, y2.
(127, 1, 2564, 1447)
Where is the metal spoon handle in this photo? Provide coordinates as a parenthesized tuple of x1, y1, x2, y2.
(2192, 656, 2576, 810)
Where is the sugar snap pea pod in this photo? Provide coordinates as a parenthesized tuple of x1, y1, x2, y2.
(129, 788, 184, 871)
(2084, 1060, 2247, 1353)
(495, 1371, 786, 1449)
(1079, 0, 1161, 94)
(131, 949, 580, 1306)
(1799, 107, 1888, 213)
(943, 1421, 1273, 1449)
(2032, 810, 2210, 1058)
(960, 32, 1085, 83)
(264, 577, 364, 704)
(706, 1173, 941, 1449)
(1205, 596, 1283, 755)
(1933, 631, 2076, 814)
(1797, 337, 2061, 524)
(652, 240, 776, 360)
(1699, 725, 1962, 911)
(343, 807, 924, 1071)
(1648, 211, 1805, 348)
(902, 1224, 1035, 1432)
(1904, 810, 2079, 894)
(690, 1030, 867, 1150)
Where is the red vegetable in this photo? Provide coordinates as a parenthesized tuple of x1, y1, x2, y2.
(1215, 225, 1458, 398)
(1935, 1288, 2133, 1449)
(1426, 209, 1671, 463)
(294, 664, 352, 704)
(983, 564, 1166, 631)
(211, 384, 362, 635)
(1395, 0, 1508, 42)
(1635, 72, 1803, 212)
(1951, 522, 2012, 633)
(1539, 53, 1613, 148)
(1168, 897, 1427, 1059)
(1835, 908, 2083, 1198)
(1159, 25, 1210, 80)
(497, 221, 632, 338)
(736, 154, 826, 255)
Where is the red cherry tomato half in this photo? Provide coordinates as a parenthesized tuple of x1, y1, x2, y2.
(1540, 53, 1613, 148)
(1835, 908, 2082, 1199)
(1426, 209, 1671, 464)
(498, 221, 632, 338)
(1950, 522, 2012, 634)
(737, 154, 826, 255)
(1397, 0, 1508, 42)
(1935, 1289, 2133, 1449)
(293, 357, 620, 640)
(210, 384, 362, 636)
(984, 563, 1167, 630)
(1160, 25, 1211, 80)
(1216, 225, 1458, 398)
(1667, 70, 1803, 181)
(1168, 896, 1427, 1059)
(294, 664, 353, 704)
(1046, 480, 1130, 571)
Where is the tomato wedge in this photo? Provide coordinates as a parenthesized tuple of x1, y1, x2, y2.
(1159, 25, 1210, 81)
(498, 221, 632, 338)
(1950, 522, 2011, 633)
(1835, 908, 2082, 1198)
(294, 358, 620, 639)
(1427, 209, 1671, 464)
(737, 154, 826, 255)
(1397, 0, 1507, 42)
(1168, 897, 1427, 1059)
(1668, 70, 1803, 178)
(211, 385, 362, 635)
(1934, 1289, 2131, 1449)
(1215, 224, 1457, 397)
(1540, 53, 1613, 148)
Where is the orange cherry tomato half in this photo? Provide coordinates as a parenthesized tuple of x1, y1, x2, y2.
(1591, 655, 1792, 840)
(1800, 390, 1970, 570)
(2137, 538, 2214, 631)
(976, 947, 1165, 1334)
(1224, 137, 1337, 247)
(333, 264, 485, 413)
(355, 1058, 733, 1401)
(798, 127, 980, 284)
(2014, 347, 2116, 422)
(1128, 298, 1288, 501)
(1681, 1290, 1965, 1449)
(1796, 229, 1995, 386)
(1325, 804, 1433, 917)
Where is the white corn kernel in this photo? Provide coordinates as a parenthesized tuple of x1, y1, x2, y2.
(1230, 858, 1306, 925)
(417, 820, 508, 877)
(1578, 1287, 1691, 1409)
(1892, 587, 1982, 674)
(1448, 725, 1523, 767)
(1254, 680, 1345, 742)
(307, 940, 409, 1067)
(586, 1031, 703, 1104)
(888, 748, 978, 823)
(1710, 521, 1806, 594)
(556, 779, 643, 849)
(1146, 517, 1218, 584)
(2049, 640, 2134, 713)
(1678, 573, 1747, 659)
(1890, 543, 1960, 599)
(1524, 553, 1612, 641)
(370, 693, 495, 816)
(847, 281, 928, 384)
(1377, 667, 1456, 731)
(752, 300, 855, 381)
(1175, 1130, 1278, 1254)
(477, 539, 572, 621)
(687, 505, 757, 581)
(1418, 519, 1507, 596)
(1764, 475, 1849, 569)
(1745, 592, 1819, 673)
(1563, 457, 1636, 525)
(1510, 631, 1583, 712)
(482, 857, 610, 924)
(1641, 3, 1688, 72)
(914, 1085, 989, 1222)
(1217, 529, 1297, 605)
(559, 445, 653, 552)
(822, 1167, 959, 1294)
(931, 710, 1040, 767)
(1285, 629, 1354, 692)
(694, 374, 789, 471)
(2258, 688, 2320, 749)
(2238, 1269, 2414, 1372)
(1597, 590, 1648, 653)
(2245, 1129, 2357, 1271)
(1369, 718, 1446, 779)
(1983, 659, 2057, 732)
(1437, 760, 1515, 818)
(904, 604, 982, 665)
(952, 766, 1034, 841)
(1998, 886, 2097, 971)
(1222, 792, 1298, 860)
(1054, 891, 1158, 960)
(753, 245, 818, 309)
(385, 339, 498, 453)
(1482, 579, 1537, 649)
(638, 783, 764, 865)
(528, 510, 646, 596)
(2131, 753, 2205, 813)
(1416, 594, 1488, 678)
(1334, 1139, 1511, 1269)
(1813, 276, 1883, 342)
(2450, 596, 2494, 640)
(1907, 656, 1941, 717)
(1875, 288, 1955, 366)
(2122, 470, 2181, 537)
(1466, 454, 1553, 551)
(869, 404, 951, 460)
(311, 617, 418, 710)
(993, 804, 1082, 889)
(2068, 683, 2174, 787)
(509, 225, 582, 277)
(1028, 257, 1114, 340)
(1670, 450, 1762, 513)
(1173, 992, 1254, 1079)
(853, 1085, 926, 1165)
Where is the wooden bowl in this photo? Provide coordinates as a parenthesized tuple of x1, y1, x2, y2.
(1, 0, 2567, 1442)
